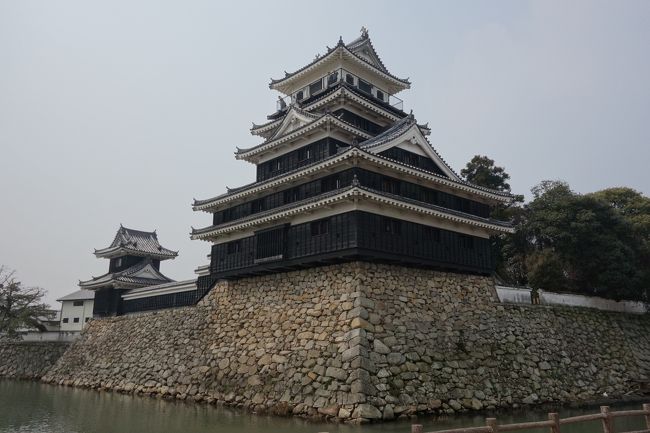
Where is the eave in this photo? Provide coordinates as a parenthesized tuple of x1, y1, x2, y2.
(251, 117, 284, 138)
(193, 148, 512, 214)
(93, 246, 178, 261)
(306, 85, 405, 122)
(121, 279, 197, 301)
(251, 84, 406, 140)
(235, 114, 373, 163)
(191, 185, 513, 242)
(270, 45, 410, 96)
(347, 113, 460, 182)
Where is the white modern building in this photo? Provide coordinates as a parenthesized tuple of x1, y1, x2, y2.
(57, 289, 95, 331)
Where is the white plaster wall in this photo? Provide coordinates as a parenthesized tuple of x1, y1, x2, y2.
(60, 300, 94, 331)
(20, 331, 80, 342)
(496, 285, 648, 314)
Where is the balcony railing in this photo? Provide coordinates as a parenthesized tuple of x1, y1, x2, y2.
(276, 68, 404, 113)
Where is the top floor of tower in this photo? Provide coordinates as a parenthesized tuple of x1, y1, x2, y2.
(269, 27, 410, 114)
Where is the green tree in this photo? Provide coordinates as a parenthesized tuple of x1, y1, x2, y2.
(461, 155, 525, 283)
(522, 181, 648, 301)
(589, 187, 650, 239)
(0, 267, 50, 339)
(461, 155, 512, 192)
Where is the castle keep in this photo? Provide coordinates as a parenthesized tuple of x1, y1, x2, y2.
(32, 30, 650, 423)
(192, 28, 513, 288)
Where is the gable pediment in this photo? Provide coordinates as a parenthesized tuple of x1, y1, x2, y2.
(365, 124, 461, 181)
(131, 264, 162, 279)
(269, 108, 320, 141)
(350, 44, 385, 72)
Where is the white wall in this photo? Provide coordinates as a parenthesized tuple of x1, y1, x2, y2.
(60, 299, 94, 331)
(496, 285, 648, 314)
(20, 331, 80, 342)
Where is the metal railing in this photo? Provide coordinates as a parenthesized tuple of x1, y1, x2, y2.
(411, 404, 650, 433)
(275, 68, 404, 112)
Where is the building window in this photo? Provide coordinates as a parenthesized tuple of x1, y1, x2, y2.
(298, 147, 311, 162)
(381, 178, 400, 195)
(62, 318, 69, 323)
(73, 318, 80, 323)
(73, 300, 83, 307)
(345, 74, 354, 85)
(227, 240, 241, 254)
(309, 79, 323, 95)
(296, 90, 304, 101)
(85, 317, 90, 322)
(251, 198, 265, 213)
(255, 227, 285, 260)
(376, 90, 384, 101)
(383, 218, 402, 235)
(327, 72, 338, 86)
(115, 257, 122, 267)
(310, 219, 329, 236)
(358, 79, 372, 94)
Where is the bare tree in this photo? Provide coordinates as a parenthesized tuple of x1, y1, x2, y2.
(0, 266, 51, 339)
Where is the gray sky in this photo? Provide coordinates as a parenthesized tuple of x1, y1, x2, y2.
(1, 0, 649, 306)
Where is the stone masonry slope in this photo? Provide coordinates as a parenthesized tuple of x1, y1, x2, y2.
(41, 262, 650, 422)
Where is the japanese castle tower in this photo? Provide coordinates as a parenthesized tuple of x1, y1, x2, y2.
(192, 29, 512, 286)
(80, 225, 178, 316)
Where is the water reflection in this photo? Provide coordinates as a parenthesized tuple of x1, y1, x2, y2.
(0, 380, 646, 433)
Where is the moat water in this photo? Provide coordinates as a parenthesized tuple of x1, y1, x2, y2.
(0, 380, 647, 433)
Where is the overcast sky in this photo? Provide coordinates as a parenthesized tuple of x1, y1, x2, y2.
(1, 0, 649, 306)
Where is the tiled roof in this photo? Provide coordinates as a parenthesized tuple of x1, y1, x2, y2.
(192, 144, 513, 212)
(79, 259, 174, 290)
(94, 226, 178, 260)
(56, 289, 95, 302)
(191, 184, 514, 240)
(359, 115, 416, 150)
(121, 279, 197, 301)
(269, 32, 410, 89)
(358, 115, 461, 181)
(235, 113, 372, 159)
(345, 28, 389, 74)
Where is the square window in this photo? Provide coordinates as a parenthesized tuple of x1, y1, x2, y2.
(327, 72, 339, 86)
(73, 300, 83, 307)
(310, 219, 329, 236)
(73, 318, 80, 323)
(309, 79, 323, 95)
(85, 317, 90, 322)
(358, 79, 372, 94)
(383, 218, 402, 235)
(227, 241, 241, 254)
(381, 178, 400, 195)
(62, 318, 69, 323)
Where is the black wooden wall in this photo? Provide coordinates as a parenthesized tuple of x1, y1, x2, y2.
(210, 211, 492, 277)
(256, 137, 349, 181)
(213, 168, 491, 226)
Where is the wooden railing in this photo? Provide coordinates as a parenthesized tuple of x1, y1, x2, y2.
(411, 404, 650, 433)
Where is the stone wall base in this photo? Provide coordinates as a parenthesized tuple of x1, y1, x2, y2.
(41, 262, 650, 422)
(0, 341, 70, 379)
